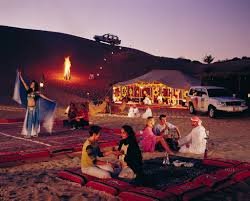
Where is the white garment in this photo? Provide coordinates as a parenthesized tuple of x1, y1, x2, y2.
(118, 166, 136, 179)
(142, 108, 152, 119)
(154, 122, 176, 136)
(157, 95, 163, 104)
(81, 164, 114, 179)
(178, 125, 207, 154)
(128, 107, 140, 117)
(143, 97, 152, 105)
(21, 108, 40, 136)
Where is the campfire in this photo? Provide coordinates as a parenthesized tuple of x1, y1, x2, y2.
(64, 56, 71, 80)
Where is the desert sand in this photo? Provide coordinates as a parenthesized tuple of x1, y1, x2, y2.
(1, 105, 250, 200)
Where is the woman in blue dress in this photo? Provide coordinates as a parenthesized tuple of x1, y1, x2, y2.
(18, 71, 55, 138)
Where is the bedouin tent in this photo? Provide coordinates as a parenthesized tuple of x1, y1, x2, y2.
(112, 70, 200, 106)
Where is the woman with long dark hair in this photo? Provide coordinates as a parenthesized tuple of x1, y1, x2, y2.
(117, 125, 143, 180)
(17, 71, 55, 138)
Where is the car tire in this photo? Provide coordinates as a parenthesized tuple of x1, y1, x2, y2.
(189, 103, 195, 114)
(208, 106, 217, 118)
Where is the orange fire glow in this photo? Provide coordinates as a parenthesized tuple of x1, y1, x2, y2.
(64, 56, 71, 80)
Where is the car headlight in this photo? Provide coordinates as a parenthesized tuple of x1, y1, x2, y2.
(241, 101, 246, 106)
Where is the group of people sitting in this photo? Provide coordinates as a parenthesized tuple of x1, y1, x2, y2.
(65, 102, 89, 129)
(128, 104, 152, 119)
(81, 115, 208, 182)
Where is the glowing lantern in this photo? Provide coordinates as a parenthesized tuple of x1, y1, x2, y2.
(64, 56, 71, 80)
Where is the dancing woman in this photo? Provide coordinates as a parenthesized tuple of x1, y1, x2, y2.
(13, 71, 56, 138)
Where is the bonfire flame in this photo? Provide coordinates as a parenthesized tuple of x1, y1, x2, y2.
(64, 56, 71, 80)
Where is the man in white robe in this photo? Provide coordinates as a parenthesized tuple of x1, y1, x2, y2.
(142, 107, 152, 119)
(128, 105, 140, 117)
(143, 96, 152, 105)
(178, 116, 207, 154)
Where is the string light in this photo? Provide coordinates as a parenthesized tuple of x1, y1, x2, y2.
(112, 83, 189, 105)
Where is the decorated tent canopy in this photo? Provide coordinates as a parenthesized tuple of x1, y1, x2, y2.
(113, 70, 200, 105)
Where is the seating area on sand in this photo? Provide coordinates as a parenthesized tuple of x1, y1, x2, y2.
(1, 121, 250, 200)
(57, 156, 250, 201)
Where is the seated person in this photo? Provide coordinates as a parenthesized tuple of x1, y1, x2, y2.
(81, 125, 115, 179)
(76, 103, 89, 128)
(157, 95, 163, 104)
(140, 117, 173, 154)
(153, 114, 181, 151)
(128, 104, 140, 117)
(114, 125, 143, 181)
(67, 102, 78, 129)
(141, 107, 152, 119)
(143, 95, 152, 105)
(178, 116, 207, 154)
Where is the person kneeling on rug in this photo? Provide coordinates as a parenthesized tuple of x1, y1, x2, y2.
(81, 125, 115, 179)
(178, 116, 207, 154)
(114, 125, 143, 181)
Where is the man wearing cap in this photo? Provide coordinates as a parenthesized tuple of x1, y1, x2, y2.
(128, 104, 140, 118)
(178, 116, 207, 154)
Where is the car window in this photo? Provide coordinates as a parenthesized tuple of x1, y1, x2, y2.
(193, 88, 202, 97)
(196, 91, 203, 97)
(200, 88, 207, 96)
(189, 88, 196, 95)
(207, 88, 232, 97)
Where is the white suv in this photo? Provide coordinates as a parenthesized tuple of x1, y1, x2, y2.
(187, 86, 248, 118)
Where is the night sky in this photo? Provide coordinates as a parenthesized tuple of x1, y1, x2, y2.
(0, 0, 249, 61)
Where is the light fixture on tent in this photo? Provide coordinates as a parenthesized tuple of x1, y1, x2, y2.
(40, 82, 44, 88)
(40, 74, 45, 90)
